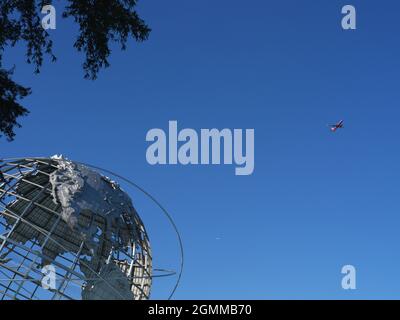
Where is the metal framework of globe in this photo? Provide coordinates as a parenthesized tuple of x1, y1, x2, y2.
(0, 158, 152, 300)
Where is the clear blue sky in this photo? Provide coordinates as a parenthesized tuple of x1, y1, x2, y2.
(2, 0, 400, 299)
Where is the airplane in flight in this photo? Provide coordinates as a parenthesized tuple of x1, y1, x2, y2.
(329, 120, 344, 132)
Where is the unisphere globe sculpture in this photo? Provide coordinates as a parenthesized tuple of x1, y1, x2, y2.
(0, 157, 152, 300)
